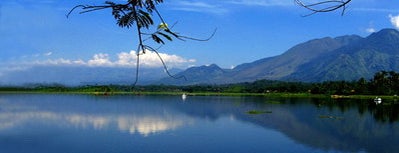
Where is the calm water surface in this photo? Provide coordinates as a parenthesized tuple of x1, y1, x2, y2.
(0, 94, 398, 153)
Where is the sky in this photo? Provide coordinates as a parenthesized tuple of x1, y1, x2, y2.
(1, 0, 399, 74)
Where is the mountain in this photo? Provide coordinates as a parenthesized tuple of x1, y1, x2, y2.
(0, 66, 181, 86)
(161, 64, 232, 85)
(287, 28, 399, 82)
(230, 35, 363, 82)
(160, 28, 399, 85)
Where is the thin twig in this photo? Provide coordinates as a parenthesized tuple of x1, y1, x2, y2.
(144, 45, 187, 81)
(295, 0, 352, 16)
(132, 52, 141, 87)
(66, 5, 114, 18)
(177, 28, 217, 42)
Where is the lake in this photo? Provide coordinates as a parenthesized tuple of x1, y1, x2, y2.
(0, 94, 397, 153)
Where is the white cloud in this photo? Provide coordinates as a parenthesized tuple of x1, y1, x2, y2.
(116, 51, 137, 66)
(35, 58, 86, 66)
(88, 53, 113, 67)
(366, 28, 376, 33)
(7, 51, 196, 69)
(115, 50, 196, 68)
(44, 52, 52, 56)
(364, 21, 376, 33)
(389, 14, 399, 29)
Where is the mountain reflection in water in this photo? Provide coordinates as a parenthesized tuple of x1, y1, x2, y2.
(0, 94, 397, 153)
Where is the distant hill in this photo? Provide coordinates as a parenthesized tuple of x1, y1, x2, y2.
(159, 64, 232, 85)
(0, 66, 181, 86)
(159, 28, 399, 85)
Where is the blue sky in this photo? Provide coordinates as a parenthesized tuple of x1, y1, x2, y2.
(1, 0, 399, 73)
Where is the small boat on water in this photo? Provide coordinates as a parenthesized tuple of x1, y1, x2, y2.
(374, 97, 382, 104)
(182, 93, 187, 100)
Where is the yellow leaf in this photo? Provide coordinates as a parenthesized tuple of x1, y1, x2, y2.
(157, 23, 168, 30)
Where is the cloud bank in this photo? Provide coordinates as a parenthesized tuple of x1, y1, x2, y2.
(0, 51, 195, 78)
(0, 51, 195, 83)
(31, 51, 196, 68)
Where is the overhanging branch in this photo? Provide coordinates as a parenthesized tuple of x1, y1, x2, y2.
(295, 0, 352, 16)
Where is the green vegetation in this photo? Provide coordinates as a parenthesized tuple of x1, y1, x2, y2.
(318, 115, 344, 120)
(1, 71, 399, 98)
(267, 101, 283, 104)
(247, 110, 272, 115)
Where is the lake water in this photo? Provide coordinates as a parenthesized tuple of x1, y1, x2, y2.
(0, 94, 398, 153)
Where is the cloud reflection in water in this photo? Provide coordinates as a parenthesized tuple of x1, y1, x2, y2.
(0, 99, 192, 137)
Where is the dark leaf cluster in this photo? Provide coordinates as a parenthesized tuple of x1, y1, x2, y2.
(67, 0, 179, 44)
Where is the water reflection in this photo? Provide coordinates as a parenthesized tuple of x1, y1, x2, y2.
(0, 111, 189, 137)
(0, 94, 398, 153)
(171, 96, 399, 153)
(310, 98, 399, 123)
(0, 95, 192, 137)
(247, 98, 399, 153)
(117, 116, 186, 136)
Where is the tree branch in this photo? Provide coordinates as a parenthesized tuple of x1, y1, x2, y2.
(67, 0, 214, 86)
(295, 0, 352, 16)
(144, 45, 187, 81)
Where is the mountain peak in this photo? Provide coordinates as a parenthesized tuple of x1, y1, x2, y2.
(362, 28, 399, 55)
(192, 64, 222, 71)
(368, 28, 399, 40)
(375, 28, 399, 34)
(204, 64, 220, 68)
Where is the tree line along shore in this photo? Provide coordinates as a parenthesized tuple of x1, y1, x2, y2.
(1, 71, 399, 99)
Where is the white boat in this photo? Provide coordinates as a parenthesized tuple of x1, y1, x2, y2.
(374, 97, 382, 104)
(182, 93, 187, 100)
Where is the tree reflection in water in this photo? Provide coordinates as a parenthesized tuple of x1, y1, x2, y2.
(309, 98, 399, 123)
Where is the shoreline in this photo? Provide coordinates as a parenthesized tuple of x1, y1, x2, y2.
(1, 91, 397, 100)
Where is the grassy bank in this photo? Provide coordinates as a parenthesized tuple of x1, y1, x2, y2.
(0, 90, 318, 96)
(1, 90, 389, 100)
(331, 94, 399, 100)
(1, 85, 397, 100)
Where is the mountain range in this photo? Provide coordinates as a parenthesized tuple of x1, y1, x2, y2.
(0, 66, 181, 86)
(159, 28, 399, 85)
(2, 28, 399, 86)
